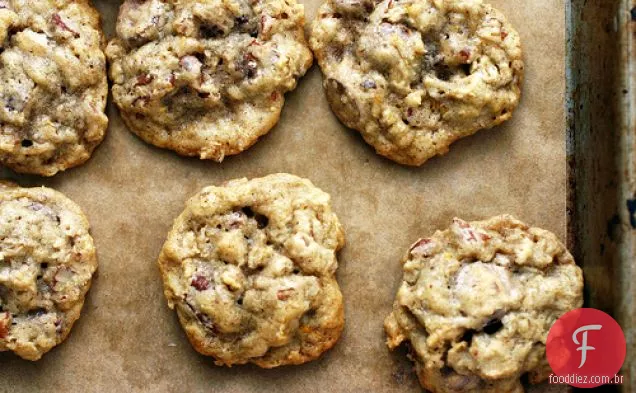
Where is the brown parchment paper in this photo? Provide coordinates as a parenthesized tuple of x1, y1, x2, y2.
(0, 0, 568, 392)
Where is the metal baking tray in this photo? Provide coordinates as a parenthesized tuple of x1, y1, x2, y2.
(566, 0, 634, 391)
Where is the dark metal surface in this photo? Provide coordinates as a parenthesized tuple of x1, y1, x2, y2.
(567, 0, 634, 390)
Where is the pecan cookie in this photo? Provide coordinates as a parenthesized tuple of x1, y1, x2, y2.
(106, 0, 312, 161)
(0, 0, 108, 176)
(0, 182, 97, 360)
(384, 215, 583, 392)
(158, 174, 345, 367)
(310, 0, 524, 166)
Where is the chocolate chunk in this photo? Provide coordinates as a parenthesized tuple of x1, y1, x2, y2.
(200, 24, 224, 39)
(483, 318, 503, 335)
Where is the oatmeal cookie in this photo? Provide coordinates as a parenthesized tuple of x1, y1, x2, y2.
(0, 0, 108, 176)
(158, 173, 345, 367)
(384, 215, 583, 392)
(0, 181, 97, 360)
(106, 0, 313, 161)
(310, 0, 524, 165)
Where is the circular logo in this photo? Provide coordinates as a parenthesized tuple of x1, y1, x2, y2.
(546, 308, 626, 388)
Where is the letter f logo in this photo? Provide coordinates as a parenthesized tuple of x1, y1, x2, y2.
(572, 324, 603, 368)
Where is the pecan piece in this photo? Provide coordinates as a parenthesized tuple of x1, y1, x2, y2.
(191, 275, 210, 291)
(239, 53, 258, 78)
(52, 13, 79, 38)
(410, 238, 436, 257)
(453, 218, 470, 229)
(277, 288, 295, 300)
(459, 49, 471, 63)
(0, 312, 10, 339)
(136, 73, 154, 86)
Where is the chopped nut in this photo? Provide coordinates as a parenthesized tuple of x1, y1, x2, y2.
(191, 275, 210, 291)
(459, 48, 471, 62)
(239, 53, 258, 78)
(277, 288, 294, 300)
(0, 312, 9, 339)
(52, 13, 79, 37)
(453, 218, 470, 229)
(410, 238, 436, 257)
(136, 73, 153, 86)
(259, 15, 269, 34)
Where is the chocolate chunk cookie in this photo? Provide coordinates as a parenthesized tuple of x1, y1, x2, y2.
(0, 182, 97, 360)
(384, 215, 583, 392)
(310, 0, 524, 166)
(106, 0, 313, 161)
(0, 0, 108, 176)
(158, 174, 345, 367)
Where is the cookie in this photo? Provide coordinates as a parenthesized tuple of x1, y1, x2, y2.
(0, 182, 97, 360)
(0, 0, 108, 176)
(384, 215, 583, 392)
(158, 174, 345, 367)
(106, 0, 313, 161)
(310, 0, 524, 166)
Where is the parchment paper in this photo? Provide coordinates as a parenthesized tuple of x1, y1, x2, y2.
(0, 0, 567, 391)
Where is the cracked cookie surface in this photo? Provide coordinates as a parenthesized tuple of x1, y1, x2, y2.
(158, 173, 345, 367)
(310, 0, 523, 166)
(0, 181, 97, 360)
(106, 0, 312, 161)
(0, 0, 108, 176)
(384, 215, 583, 392)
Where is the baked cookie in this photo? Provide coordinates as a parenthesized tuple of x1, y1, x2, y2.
(0, 0, 108, 176)
(0, 182, 97, 360)
(158, 174, 345, 367)
(310, 0, 524, 166)
(384, 215, 583, 392)
(106, 0, 313, 161)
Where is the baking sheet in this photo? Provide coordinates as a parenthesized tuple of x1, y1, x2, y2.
(0, 0, 568, 391)
(567, 1, 636, 391)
